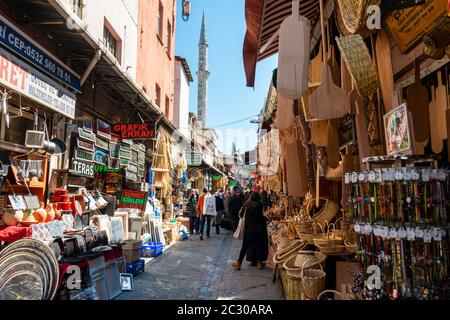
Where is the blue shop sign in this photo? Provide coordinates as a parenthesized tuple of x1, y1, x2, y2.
(0, 14, 81, 91)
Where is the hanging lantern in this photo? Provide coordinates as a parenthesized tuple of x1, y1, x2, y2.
(182, 0, 191, 22)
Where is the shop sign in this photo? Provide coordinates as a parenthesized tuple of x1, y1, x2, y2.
(138, 163, 145, 171)
(109, 158, 120, 169)
(186, 152, 202, 166)
(127, 162, 138, 174)
(78, 128, 95, 142)
(131, 150, 138, 163)
(109, 142, 120, 159)
(120, 158, 129, 167)
(138, 144, 146, 152)
(94, 164, 120, 174)
(119, 149, 131, 160)
(0, 14, 81, 91)
(77, 139, 95, 152)
(386, 0, 447, 53)
(119, 189, 147, 211)
(112, 122, 156, 140)
(125, 170, 138, 181)
(120, 144, 131, 153)
(138, 153, 145, 165)
(74, 149, 94, 162)
(97, 119, 111, 140)
(95, 137, 109, 150)
(0, 47, 77, 119)
(94, 148, 108, 165)
(71, 159, 94, 178)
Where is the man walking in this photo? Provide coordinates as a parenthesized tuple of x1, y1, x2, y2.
(188, 189, 199, 234)
(214, 189, 225, 234)
(198, 189, 217, 240)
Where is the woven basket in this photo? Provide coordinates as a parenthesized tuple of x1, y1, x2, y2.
(344, 227, 357, 253)
(335, 34, 380, 99)
(307, 199, 339, 231)
(284, 251, 327, 272)
(325, 163, 343, 181)
(313, 221, 344, 247)
(277, 237, 299, 252)
(317, 290, 351, 300)
(301, 260, 326, 300)
(335, 0, 381, 38)
(284, 271, 304, 300)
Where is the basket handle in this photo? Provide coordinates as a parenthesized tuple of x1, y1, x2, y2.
(317, 290, 347, 300)
(301, 258, 324, 280)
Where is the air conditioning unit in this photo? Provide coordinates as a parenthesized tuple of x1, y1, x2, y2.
(25, 130, 45, 149)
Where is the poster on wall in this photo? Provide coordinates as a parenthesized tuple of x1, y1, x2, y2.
(384, 103, 412, 155)
(119, 189, 147, 211)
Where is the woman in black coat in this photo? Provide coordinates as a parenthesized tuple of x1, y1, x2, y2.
(231, 192, 268, 270)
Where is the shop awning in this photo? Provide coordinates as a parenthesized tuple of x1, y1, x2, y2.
(243, 0, 322, 87)
(4, 0, 175, 132)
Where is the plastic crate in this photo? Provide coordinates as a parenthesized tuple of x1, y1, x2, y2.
(141, 242, 163, 258)
(126, 259, 145, 276)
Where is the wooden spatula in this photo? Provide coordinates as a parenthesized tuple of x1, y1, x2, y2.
(375, 29, 395, 113)
(353, 82, 370, 169)
(310, 43, 323, 84)
(310, 120, 328, 146)
(406, 59, 430, 142)
(435, 71, 448, 152)
(327, 119, 341, 169)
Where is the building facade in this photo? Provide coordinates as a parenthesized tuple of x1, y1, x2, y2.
(174, 56, 193, 140)
(136, 0, 176, 122)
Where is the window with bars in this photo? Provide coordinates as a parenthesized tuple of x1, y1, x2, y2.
(103, 26, 117, 57)
(166, 21, 172, 55)
(157, 2, 164, 40)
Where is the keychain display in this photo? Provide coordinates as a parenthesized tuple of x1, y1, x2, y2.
(345, 167, 450, 300)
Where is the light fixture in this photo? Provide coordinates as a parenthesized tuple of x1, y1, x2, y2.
(182, 0, 191, 22)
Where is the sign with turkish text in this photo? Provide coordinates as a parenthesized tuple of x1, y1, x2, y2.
(0, 14, 81, 91)
(386, 0, 447, 53)
(94, 148, 108, 165)
(74, 149, 94, 162)
(186, 152, 202, 166)
(71, 159, 94, 178)
(0, 47, 76, 119)
(112, 123, 156, 140)
(109, 142, 120, 159)
(119, 189, 147, 211)
(94, 164, 120, 174)
(95, 137, 109, 150)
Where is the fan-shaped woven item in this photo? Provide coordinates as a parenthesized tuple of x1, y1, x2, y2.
(336, 34, 380, 98)
(335, 0, 381, 38)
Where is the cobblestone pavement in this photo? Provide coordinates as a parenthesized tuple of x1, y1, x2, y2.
(116, 229, 284, 300)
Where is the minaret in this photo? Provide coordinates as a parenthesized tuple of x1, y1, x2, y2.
(196, 12, 209, 128)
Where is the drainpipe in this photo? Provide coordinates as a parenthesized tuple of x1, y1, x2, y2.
(80, 49, 102, 86)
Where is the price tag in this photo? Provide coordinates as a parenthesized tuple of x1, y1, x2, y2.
(423, 230, 432, 243)
(359, 173, 366, 182)
(395, 171, 403, 181)
(398, 227, 407, 239)
(411, 170, 420, 181)
(373, 226, 381, 237)
(351, 172, 358, 183)
(389, 227, 398, 239)
(422, 169, 430, 182)
(403, 170, 411, 181)
(368, 171, 376, 182)
(375, 170, 383, 183)
(415, 227, 424, 239)
(354, 223, 361, 234)
(380, 227, 389, 239)
(364, 224, 373, 235)
(406, 227, 415, 241)
(432, 228, 442, 241)
(344, 173, 350, 184)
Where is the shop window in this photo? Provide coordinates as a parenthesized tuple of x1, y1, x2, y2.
(157, 1, 164, 41)
(155, 84, 161, 107)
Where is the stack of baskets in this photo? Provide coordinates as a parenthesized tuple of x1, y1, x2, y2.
(313, 221, 346, 255)
(273, 240, 308, 291)
(301, 261, 326, 300)
(282, 251, 327, 300)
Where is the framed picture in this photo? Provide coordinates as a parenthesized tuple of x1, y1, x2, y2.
(97, 119, 112, 140)
(384, 103, 412, 155)
(120, 273, 133, 291)
(8, 195, 26, 210)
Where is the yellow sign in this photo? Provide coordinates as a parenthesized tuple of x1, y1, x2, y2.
(386, 0, 447, 53)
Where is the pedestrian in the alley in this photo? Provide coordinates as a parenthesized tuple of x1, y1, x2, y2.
(188, 189, 199, 234)
(231, 191, 268, 271)
(199, 189, 217, 240)
(213, 189, 225, 234)
(229, 188, 243, 232)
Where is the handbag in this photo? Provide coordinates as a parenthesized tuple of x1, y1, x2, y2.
(233, 207, 247, 240)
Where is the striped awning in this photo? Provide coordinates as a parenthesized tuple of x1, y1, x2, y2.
(243, 0, 321, 87)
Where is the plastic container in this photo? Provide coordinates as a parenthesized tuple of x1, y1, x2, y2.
(141, 242, 163, 258)
(126, 259, 145, 276)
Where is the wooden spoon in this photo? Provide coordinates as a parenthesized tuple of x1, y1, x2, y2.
(435, 71, 448, 151)
(406, 59, 430, 142)
(310, 43, 323, 84)
(375, 29, 395, 113)
(310, 120, 328, 146)
(353, 82, 370, 169)
(327, 119, 340, 169)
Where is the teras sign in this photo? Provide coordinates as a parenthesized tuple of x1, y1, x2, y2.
(113, 123, 156, 140)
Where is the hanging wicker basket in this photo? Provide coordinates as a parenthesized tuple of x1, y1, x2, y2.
(313, 221, 344, 247)
(334, 0, 381, 38)
(335, 34, 380, 99)
(307, 198, 339, 229)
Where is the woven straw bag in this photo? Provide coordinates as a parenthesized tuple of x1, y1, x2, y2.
(335, 0, 381, 38)
(307, 198, 339, 228)
(301, 260, 326, 300)
(336, 34, 380, 99)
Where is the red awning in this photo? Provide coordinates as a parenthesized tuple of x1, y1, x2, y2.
(243, 0, 321, 87)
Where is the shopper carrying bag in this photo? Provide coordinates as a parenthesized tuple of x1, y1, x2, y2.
(233, 206, 247, 240)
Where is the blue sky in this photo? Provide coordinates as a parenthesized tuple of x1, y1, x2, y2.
(175, 0, 277, 154)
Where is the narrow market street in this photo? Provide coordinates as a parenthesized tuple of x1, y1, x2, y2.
(117, 230, 284, 300)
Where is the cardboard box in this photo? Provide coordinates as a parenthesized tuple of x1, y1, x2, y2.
(122, 240, 142, 263)
(335, 261, 361, 300)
